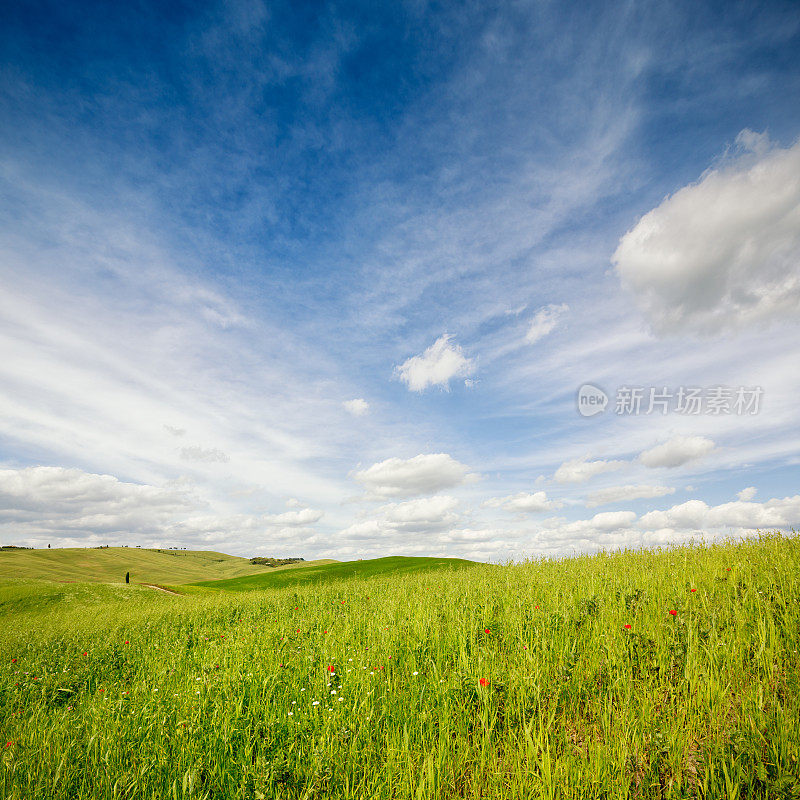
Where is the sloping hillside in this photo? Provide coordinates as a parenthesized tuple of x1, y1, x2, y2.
(0, 546, 334, 585)
(192, 555, 478, 590)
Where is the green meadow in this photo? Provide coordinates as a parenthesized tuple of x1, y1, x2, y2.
(0, 547, 334, 585)
(2, 535, 800, 799)
(193, 555, 477, 592)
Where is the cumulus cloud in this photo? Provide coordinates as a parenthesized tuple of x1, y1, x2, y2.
(613, 132, 800, 334)
(381, 495, 459, 527)
(483, 490, 563, 513)
(737, 486, 757, 501)
(554, 456, 625, 484)
(353, 453, 475, 498)
(639, 435, 715, 468)
(0, 466, 196, 541)
(525, 303, 569, 344)
(639, 495, 800, 532)
(395, 335, 475, 392)
(534, 511, 637, 548)
(528, 494, 800, 558)
(339, 495, 461, 540)
(179, 445, 230, 463)
(343, 398, 369, 416)
(0, 466, 328, 551)
(585, 484, 676, 507)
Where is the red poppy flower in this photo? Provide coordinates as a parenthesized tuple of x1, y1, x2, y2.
(10, 658, 16, 663)
(479, 678, 489, 687)
(5, 742, 12, 748)
(327, 665, 335, 672)
(82, 652, 88, 656)
(534, 605, 540, 610)
(668, 610, 677, 616)
(624, 624, 632, 629)
(124, 641, 129, 644)
(484, 628, 490, 634)
(690, 589, 696, 593)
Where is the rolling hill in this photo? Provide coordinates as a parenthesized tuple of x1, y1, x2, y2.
(0, 546, 335, 585)
(191, 555, 478, 590)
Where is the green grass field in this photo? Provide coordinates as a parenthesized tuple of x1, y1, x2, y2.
(0, 547, 334, 585)
(193, 555, 478, 591)
(2, 534, 800, 798)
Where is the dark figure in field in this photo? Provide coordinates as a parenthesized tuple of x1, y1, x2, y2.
(125, 572, 130, 584)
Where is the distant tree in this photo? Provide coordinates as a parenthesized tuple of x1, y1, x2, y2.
(125, 572, 130, 584)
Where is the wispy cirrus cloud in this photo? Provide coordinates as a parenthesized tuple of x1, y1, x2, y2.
(526, 304, 569, 344)
(554, 456, 626, 484)
(585, 484, 675, 508)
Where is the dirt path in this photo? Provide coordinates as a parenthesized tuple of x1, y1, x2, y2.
(140, 583, 181, 595)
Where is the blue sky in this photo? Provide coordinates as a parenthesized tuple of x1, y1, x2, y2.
(1, 0, 799, 560)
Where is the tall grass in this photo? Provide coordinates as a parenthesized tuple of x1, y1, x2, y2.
(2, 534, 799, 798)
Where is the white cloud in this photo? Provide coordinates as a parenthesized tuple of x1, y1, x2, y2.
(554, 456, 625, 484)
(639, 495, 800, 532)
(737, 486, 757, 501)
(267, 507, 324, 526)
(525, 303, 569, 344)
(343, 398, 370, 416)
(382, 494, 457, 521)
(353, 453, 475, 498)
(163, 425, 186, 437)
(0, 466, 196, 540)
(395, 335, 475, 392)
(524, 493, 800, 559)
(0, 466, 326, 550)
(613, 132, 800, 334)
(339, 495, 461, 540)
(591, 510, 638, 530)
(586, 484, 675, 507)
(639, 435, 715, 468)
(483, 490, 563, 513)
(534, 510, 637, 547)
(505, 304, 528, 316)
(179, 445, 230, 463)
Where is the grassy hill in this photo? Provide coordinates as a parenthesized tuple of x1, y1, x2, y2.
(2, 534, 799, 798)
(191, 555, 478, 591)
(0, 546, 334, 585)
